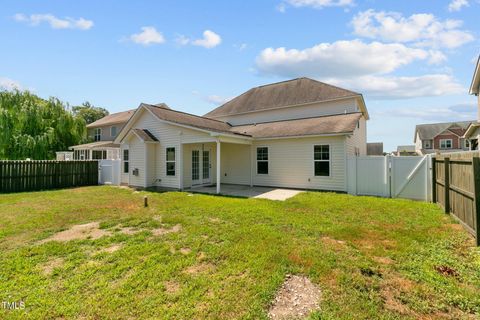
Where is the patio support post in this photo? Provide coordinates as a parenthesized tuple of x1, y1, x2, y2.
(250, 144, 254, 187)
(216, 140, 221, 194)
(179, 143, 184, 190)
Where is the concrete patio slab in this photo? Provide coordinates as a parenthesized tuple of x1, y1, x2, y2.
(187, 184, 303, 201)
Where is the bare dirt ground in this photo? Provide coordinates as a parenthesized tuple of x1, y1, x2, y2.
(38, 222, 110, 243)
(38, 221, 182, 243)
(268, 275, 322, 320)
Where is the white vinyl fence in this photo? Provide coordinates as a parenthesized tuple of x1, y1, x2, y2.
(347, 155, 432, 201)
(98, 159, 121, 185)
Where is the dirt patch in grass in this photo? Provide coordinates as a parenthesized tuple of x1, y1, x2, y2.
(98, 244, 123, 254)
(380, 274, 416, 316)
(184, 263, 215, 275)
(268, 275, 321, 320)
(373, 256, 394, 265)
(164, 280, 181, 294)
(179, 248, 191, 255)
(118, 227, 141, 235)
(39, 222, 110, 243)
(40, 257, 64, 276)
(151, 224, 181, 236)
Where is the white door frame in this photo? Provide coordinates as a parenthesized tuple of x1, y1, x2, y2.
(202, 148, 211, 184)
(191, 149, 201, 186)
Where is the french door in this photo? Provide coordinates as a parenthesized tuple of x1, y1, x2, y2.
(191, 147, 211, 185)
(202, 150, 211, 184)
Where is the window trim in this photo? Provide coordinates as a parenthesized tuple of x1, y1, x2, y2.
(123, 149, 129, 174)
(166, 147, 176, 176)
(110, 126, 117, 137)
(439, 139, 453, 149)
(465, 139, 470, 149)
(423, 140, 432, 149)
(256, 146, 269, 175)
(313, 144, 331, 178)
(94, 128, 102, 142)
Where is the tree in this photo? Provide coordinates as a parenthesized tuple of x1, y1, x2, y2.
(72, 101, 109, 125)
(0, 90, 87, 160)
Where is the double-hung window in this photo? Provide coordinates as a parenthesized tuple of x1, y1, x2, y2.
(256, 147, 269, 174)
(94, 128, 101, 141)
(314, 145, 330, 177)
(166, 147, 176, 176)
(123, 149, 129, 173)
(440, 139, 452, 149)
(110, 126, 117, 137)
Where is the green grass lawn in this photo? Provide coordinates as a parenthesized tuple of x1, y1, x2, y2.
(0, 186, 479, 319)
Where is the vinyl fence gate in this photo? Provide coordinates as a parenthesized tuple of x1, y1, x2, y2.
(347, 155, 431, 201)
(98, 159, 121, 186)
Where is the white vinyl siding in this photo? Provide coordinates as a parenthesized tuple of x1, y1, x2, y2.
(345, 116, 367, 156)
(220, 143, 251, 185)
(212, 98, 360, 125)
(127, 135, 145, 187)
(252, 136, 346, 191)
(124, 109, 216, 189)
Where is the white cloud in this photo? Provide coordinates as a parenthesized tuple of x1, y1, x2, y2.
(255, 40, 440, 78)
(177, 30, 222, 49)
(206, 95, 232, 105)
(14, 13, 93, 30)
(284, 0, 354, 9)
(351, 9, 474, 48)
(129, 27, 165, 46)
(379, 103, 476, 121)
(192, 30, 222, 48)
(448, 0, 469, 11)
(0, 77, 22, 90)
(328, 74, 464, 99)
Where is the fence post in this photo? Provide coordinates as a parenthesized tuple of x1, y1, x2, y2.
(431, 156, 436, 203)
(471, 157, 480, 246)
(444, 157, 450, 214)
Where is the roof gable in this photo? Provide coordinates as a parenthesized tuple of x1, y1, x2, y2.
(415, 121, 473, 141)
(204, 77, 365, 118)
(86, 109, 135, 128)
(470, 55, 480, 95)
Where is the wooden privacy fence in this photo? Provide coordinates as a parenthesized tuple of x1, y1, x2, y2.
(0, 160, 98, 193)
(432, 152, 480, 245)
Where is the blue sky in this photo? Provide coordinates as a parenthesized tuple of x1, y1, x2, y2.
(1, 0, 479, 151)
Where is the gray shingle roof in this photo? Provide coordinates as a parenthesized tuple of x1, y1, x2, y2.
(367, 142, 384, 155)
(230, 113, 361, 138)
(131, 129, 158, 142)
(414, 121, 474, 141)
(87, 110, 135, 128)
(204, 77, 361, 118)
(143, 104, 248, 137)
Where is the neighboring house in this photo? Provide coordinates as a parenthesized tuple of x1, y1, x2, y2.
(69, 110, 135, 160)
(113, 78, 369, 193)
(463, 55, 480, 149)
(414, 121, 472, 155)
(367, 142, 383, 156)
(395, 145, 417, 156)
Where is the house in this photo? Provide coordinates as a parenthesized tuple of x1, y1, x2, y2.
(113, 78, 368, 193)
(367, 142, 383, 156)
(69, 109, 135, 160)
(462, 55, 480, 149)
(395, 145, 417, 156)
(414, 121, 472, 155)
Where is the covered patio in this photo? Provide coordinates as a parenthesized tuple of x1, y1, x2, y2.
(187, 183, 303, 201)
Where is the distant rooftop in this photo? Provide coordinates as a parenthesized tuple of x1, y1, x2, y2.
(87, 109, 136, 128)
